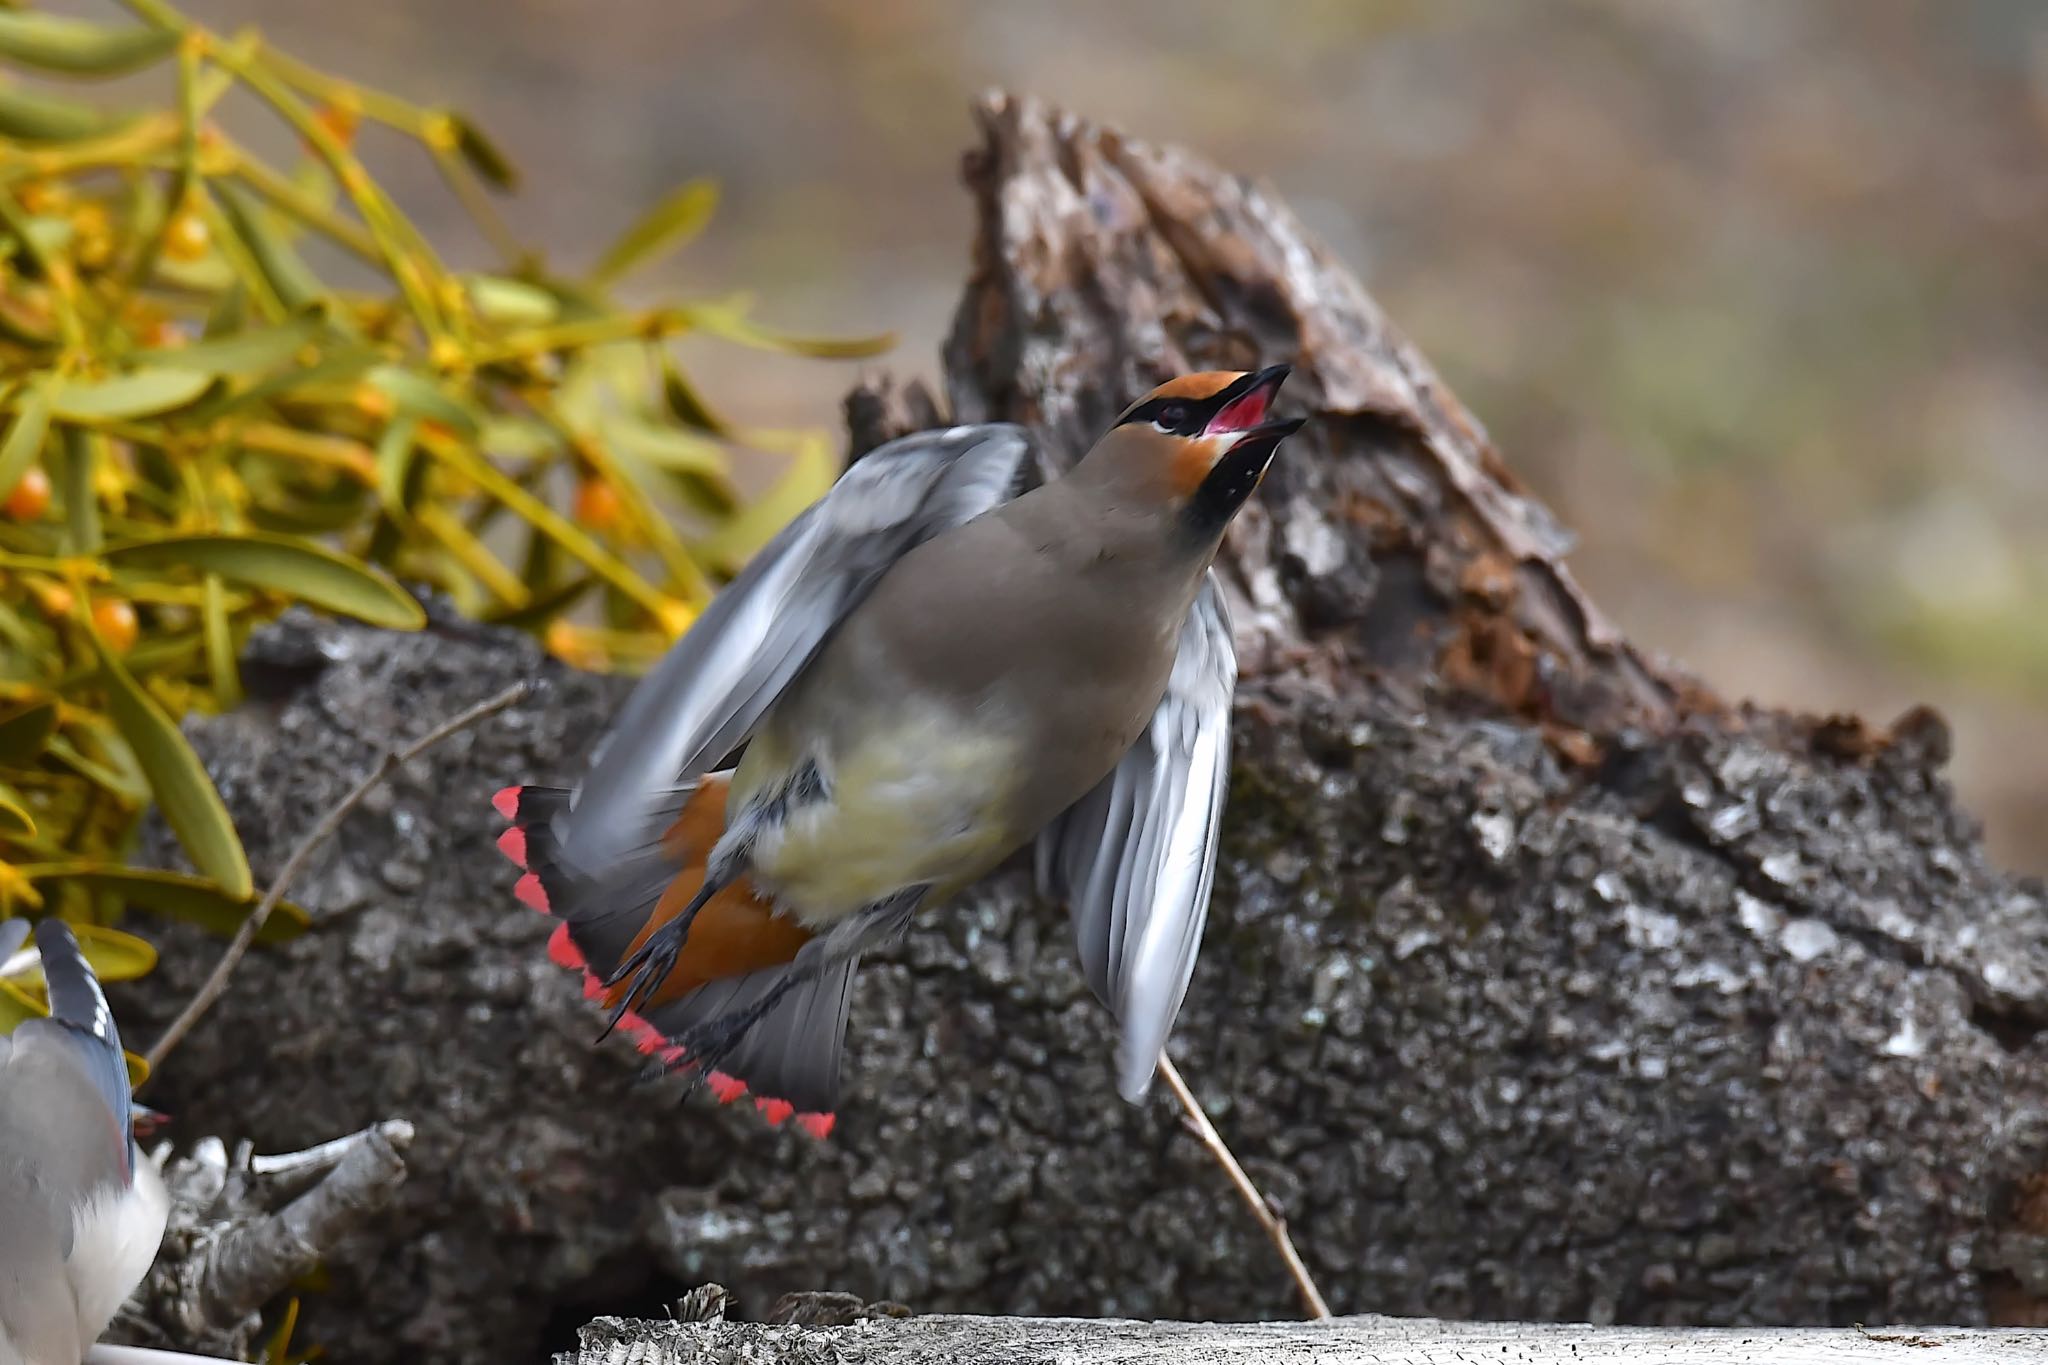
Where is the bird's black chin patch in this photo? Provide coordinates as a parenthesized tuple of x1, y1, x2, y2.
(1185, 418, 1306, 534)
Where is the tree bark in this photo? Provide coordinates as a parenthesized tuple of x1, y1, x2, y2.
(115, 91, 2048, 1365)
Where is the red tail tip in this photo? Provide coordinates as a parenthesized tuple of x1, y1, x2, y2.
(756, 1097, 794, 1127)
(622, 1012, 666, 1055)
(491, 786, 521, 820)
(546, 922, 585, 970)
(496, 826, 529, 869)
(513, 873, 550, 914)
(796, 1111, 835, 1140)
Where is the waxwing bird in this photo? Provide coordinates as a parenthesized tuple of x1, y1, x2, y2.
(493, 366, 1307, 1134)
(0, 919, 170, 1365)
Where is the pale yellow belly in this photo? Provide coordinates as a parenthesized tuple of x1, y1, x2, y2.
(733, 712, 1023, 924)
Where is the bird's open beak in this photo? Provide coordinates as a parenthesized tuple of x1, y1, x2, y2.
(1203, 364, 1292, 437)
(1186, 363, 1307, 522)
(1202, 363, 1304, 472)
(1225, 413, 1307, 461)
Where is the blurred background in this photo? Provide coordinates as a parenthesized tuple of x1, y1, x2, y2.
(184, 0, 2047, 873)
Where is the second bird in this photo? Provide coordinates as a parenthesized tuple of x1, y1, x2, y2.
(494, 366, 1307, 1133)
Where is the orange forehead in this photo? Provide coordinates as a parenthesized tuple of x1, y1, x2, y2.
(1141, 371, 1246, 403)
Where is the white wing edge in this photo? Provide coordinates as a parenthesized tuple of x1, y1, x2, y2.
(1039, 574, 1238, 1102)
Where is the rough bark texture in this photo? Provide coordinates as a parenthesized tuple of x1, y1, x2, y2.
(114, 92, 2048, 1364)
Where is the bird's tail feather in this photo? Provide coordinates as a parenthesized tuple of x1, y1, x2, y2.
(491, 775, 844, 1136)
(639, 956, 857, 1136)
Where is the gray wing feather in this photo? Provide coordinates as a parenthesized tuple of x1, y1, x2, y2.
(559, 424, 1040, 874)
(0, 917, 27, 968)
(0, 920, 137, 1225)
(20, 922, 134, 1178)
(1036, 575, 1236, 1101)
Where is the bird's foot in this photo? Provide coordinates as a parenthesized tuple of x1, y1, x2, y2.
(628, 1011, 748, 1094)
(597, 921, 684, 1041)
(632, 974, 802, 1093)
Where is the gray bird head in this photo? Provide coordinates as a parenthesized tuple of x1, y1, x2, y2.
(1081, 365, 1306, 534)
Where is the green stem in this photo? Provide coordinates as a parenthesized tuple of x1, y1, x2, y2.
(421, 434, 672, 620)
(224, 146, 379, 262)
(227, 55, 450, 339)
(190, 181, 286, 320)
(126, 40, 200, 293)
(259, 43, 428, 133)
(472, 309, 692, 365)
(0, 549, 97, 574)
(428, 139, 521, 268)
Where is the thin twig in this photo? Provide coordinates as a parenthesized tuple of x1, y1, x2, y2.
(1157, 1052, 1332, 1320)
(143, 682, 529, 1075)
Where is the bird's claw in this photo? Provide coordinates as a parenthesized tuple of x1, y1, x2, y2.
(626, 1008, 752, 1096)
(594, 922, 683, 1042)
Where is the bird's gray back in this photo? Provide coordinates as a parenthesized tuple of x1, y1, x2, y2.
(776, 478, 1202, 846)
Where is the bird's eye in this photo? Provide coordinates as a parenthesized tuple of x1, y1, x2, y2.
(1157, 403, 1189, 431)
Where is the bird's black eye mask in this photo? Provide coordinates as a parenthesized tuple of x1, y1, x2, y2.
(1116, 394, 1210, 437)
(1114, 366, 1285, 438)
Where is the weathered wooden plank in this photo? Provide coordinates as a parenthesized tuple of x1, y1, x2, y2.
(566, 1314, 2048, 1365)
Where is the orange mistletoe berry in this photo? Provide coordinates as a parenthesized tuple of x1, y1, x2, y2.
(573, 478, 623, 530)
(92, 598, 139, 653)
(3, 467, 50, 521)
